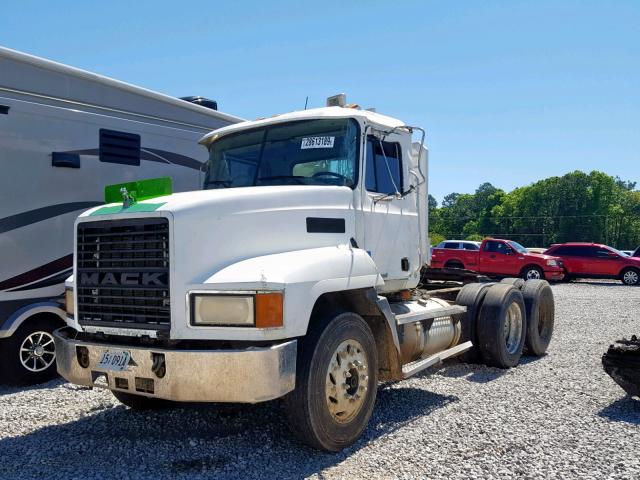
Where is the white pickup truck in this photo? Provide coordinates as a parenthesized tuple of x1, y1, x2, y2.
(55, 96, 555, 451)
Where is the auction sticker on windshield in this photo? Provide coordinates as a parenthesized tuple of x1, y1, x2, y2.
(96, 350, 131, 371)
(301, 136, 335, 149)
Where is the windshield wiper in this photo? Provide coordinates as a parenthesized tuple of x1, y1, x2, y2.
(257, 175, 306, 185)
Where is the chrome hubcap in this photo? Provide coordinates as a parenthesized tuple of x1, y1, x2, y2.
(526, 269, 541, 279)
(624, 271, 638, 284)
(20, 331, 56, 372)
(504, 303, 523, 355)
(325, 340, 368, 423)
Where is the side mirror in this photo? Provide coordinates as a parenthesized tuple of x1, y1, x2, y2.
(504, 248, 514, 255)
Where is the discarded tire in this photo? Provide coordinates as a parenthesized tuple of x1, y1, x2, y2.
(521, 279, 555, 356)
(455, 282, 494, 363)
(602, 336, 640, 397)
(500, 277, 525, 290)
(477, 284, 526, 368)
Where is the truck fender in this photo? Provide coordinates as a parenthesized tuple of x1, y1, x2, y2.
(0, 302, 66, 339)
(201, 246, 384, 338)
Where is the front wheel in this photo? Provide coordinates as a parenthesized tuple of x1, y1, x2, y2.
(621, 268, 640, 286)
(522, 265, 544, 281)
(284, 312, 378, 451)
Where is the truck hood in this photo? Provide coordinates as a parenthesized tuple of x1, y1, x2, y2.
(80, 185, 356, 284)
(527, 252, 562, 263)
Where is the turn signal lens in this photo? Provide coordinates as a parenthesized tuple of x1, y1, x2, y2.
(255, 292, 284, 328)
(65, 288, 74, 317)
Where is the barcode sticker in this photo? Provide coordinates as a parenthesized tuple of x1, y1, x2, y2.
(301, 136, 335, 149)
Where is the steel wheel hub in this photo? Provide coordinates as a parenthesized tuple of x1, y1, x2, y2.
(325, 339, 368, 423)
(504, 303, 523, 355)
(20, 331, 56, 372)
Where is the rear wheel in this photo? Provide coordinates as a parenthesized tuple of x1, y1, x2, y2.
(500, 277, 525, 290)
(455, 282, 494, 363)
(0, 316, 60, 385)
(284, 312, 378, 451)
(477, 284, 527, 368)
(521, 280, 554, 356)
(621, 268, 640, 286)
(522, 265, 544, 281)
(112, 391, 173, 410)
(445, 261, 465, 270)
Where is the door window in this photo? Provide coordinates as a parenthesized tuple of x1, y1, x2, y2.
(484, 241, 511, 254)
(443, 242, 460, 249)
(365, 137, 402, 194)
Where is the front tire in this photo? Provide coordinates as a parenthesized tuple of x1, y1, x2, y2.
(621, 268, 640, 286)
(0, 316, 60, 385)
(522, 265, 544, 281)
(284, 312, 378, 452)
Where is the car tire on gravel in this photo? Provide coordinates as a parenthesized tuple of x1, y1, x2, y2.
(477, 284, 527, 368)
(521, 265, 544, 281)
(621, 268, 640, 286)
(500, 277, 525, 289)
(0, 315, 61, 385)
(521, 279, 555, 356)
(112, 391, 173, 410)
(455, 282, 494, 363)
(284, 311, 378, 452)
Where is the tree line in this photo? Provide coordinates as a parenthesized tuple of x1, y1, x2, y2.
(429, 170, 640, 249)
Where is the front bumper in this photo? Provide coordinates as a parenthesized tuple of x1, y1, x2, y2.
(53, 328, 297, 403)
(544, 269, 565, 281)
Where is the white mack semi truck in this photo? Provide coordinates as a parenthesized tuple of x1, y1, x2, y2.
(55, 97, 555, 451)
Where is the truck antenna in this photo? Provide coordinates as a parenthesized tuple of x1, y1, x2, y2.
(304, 96, 309, 110)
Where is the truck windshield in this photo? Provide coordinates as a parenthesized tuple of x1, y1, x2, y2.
(204, 118, 359, 189)
(507, 241, 529, 254)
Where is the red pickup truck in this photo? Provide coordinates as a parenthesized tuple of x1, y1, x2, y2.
(431, 238, 565, 281)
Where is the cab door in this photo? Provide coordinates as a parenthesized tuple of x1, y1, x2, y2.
(358, 133, 418, 291)
(481, 240, 518, 275)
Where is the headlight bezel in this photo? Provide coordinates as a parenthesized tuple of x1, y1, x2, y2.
(546, 259, 558, 267)
(188, 290, 284, 329)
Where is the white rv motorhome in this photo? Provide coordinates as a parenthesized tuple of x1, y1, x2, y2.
(0, 46, 242, 384)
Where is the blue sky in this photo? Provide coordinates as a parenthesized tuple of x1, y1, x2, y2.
(2, 0, 638, 201)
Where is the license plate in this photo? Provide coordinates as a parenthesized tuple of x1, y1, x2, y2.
(96, 350, 131, 371)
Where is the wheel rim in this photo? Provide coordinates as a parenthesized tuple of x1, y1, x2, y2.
(526, 269, 541, 280)
(504, 303, 523, 355)
(20, 331, 56, 372)
(325, 339, 368, 423)
(623, 270, 638, 285)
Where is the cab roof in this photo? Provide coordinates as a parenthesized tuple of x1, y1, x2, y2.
(199, 106, 406, 146)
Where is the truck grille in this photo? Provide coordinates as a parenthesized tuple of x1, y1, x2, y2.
(76, 218, 170, 332)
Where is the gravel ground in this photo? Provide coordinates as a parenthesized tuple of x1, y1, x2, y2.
(1, 281, 639, 479)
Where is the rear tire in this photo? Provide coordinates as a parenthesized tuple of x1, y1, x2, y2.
(500, 277, 525, 290)
(522, 265, 544, 281)
(477, 284, 526, 368)
(0, 316, 60, 385)
(455, 282, 494, 363)
(621, 268, 640, 286)
(445, 261, 465, 270)
(521, 280, 554, 356)
(284, 312, 378, 451)
(112, 391, 173, 410)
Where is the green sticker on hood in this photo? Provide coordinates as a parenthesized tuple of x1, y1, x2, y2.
(90, 202, 166, 216)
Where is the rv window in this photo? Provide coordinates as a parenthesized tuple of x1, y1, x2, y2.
(99, 129, 141, 166)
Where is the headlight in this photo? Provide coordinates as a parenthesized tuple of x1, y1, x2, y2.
(65, 287, 74, 317)
(546, 259, 557, 267)
(192, 295, 254, 326)
(190, 292, 284, 328)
